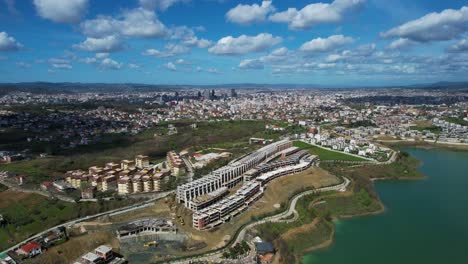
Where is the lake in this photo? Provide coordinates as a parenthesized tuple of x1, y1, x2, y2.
(303, 147, 468, 264)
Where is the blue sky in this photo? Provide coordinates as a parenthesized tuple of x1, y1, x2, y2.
(0, 0, 467, 86)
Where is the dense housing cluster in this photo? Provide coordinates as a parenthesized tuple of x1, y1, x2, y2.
(64, 155, 171, 196)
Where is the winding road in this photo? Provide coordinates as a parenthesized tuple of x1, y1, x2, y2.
(169, 177, 350, 264)
(0, 190, 174, 256)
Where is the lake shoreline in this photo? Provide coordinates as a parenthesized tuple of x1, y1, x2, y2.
(298, 150, 428, 262)
(302, 146, 468, 264)
(380, 140, 468, 152)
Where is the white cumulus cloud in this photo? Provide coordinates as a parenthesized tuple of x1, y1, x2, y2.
(381, 6, 468, 42)
(226, 0, 275, 25)
(142, 43, 189, 58)
(386, 38, 416, 50)
(48, 58, 72, 69)
(299, 35, 354, 53)
(33, 0, 88, 23)
(208, 33, 282, 55)
(269, 0, 365, 30)
(81, 8, 167, 39)
(164, 62, 177, 71)
(239, 59, 264, 69)
(139, 0, 189, 11)
(170, 26, 212, 48)
(0, 31, 23, 51)
(447, 37, 468, 53)
(99, 58, 123, 70)
(73, 35, 124, 53)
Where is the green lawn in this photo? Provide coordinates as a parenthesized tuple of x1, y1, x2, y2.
(293, 141, 368, 161)
(0, 194, 74, 250)
(256, 193, 319, 242)
(255, 193, 332, 263)
(314, 190, 381, 217)
(0, 158, 60, 184)
(409, 125, 441, 134)
(320, 152, 424, 180)
(0, 192, 139, 251)
(443, 117, 468, 126)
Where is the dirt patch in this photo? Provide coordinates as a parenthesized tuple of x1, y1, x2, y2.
(29, 231, 118, 264)
(0, 190, 34, 209)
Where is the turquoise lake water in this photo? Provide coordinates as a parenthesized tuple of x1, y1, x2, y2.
(303, 147, 468, 264)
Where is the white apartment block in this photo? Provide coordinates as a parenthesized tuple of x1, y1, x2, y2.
(177, 140, 292, 207)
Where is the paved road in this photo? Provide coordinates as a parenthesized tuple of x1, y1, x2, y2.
(0, 190, 174, 256)
(300, 139, 399, 166)
(169, 177, 350, 264)
(182, 157, 194, 182)
(0, 179, 75, 203)
(300, 140, 375, 161)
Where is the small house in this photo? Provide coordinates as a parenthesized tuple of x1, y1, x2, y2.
(17, 242, 42, 257)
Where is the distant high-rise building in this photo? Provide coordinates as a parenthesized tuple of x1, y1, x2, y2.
(230, 89, 237, 98)
(203, 90, 210, 99)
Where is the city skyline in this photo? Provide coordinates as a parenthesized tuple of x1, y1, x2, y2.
(0, 0, 467, 85)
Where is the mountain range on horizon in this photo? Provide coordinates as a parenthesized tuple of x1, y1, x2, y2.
(0, 81, 467, 92)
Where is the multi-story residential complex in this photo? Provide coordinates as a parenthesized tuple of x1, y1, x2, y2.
(256, 155, 317, 186)
(135, 155, 149, 168)
(192, 181, 262, 230)
(176, 140, 293, 207)
(167, 151, 186, 176)
(188, 187, 229, 211)
(192, 151, 318, 230)
(243, 148, 307, 181)
(65, 155, 170, 196)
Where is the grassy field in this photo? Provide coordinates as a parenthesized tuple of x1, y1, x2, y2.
(26, 231, 118, 264)
(254, 193, 334, 264)
(253, 177, 382, 263)
(313, 190, 381, 217)
(293, 141, 368, 161)
(0, 191, 75, 250)
(443, 117, 468, 126)
(0, 190, 140, 251)
(409, 125, 441, 134)
(0, 120, 275, 185)
(320, 151, 424, 180)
